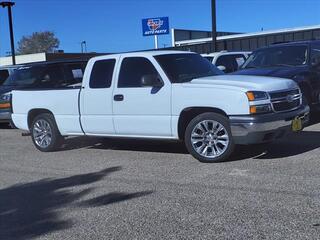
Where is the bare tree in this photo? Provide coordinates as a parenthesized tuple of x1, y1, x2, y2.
(17, 31, 60, 54)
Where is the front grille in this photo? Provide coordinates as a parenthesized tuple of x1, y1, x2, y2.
(269, 88, 301, 112)
(269, 89, 300, 99)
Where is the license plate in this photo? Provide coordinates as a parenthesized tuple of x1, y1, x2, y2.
(292, 117, 302, 132)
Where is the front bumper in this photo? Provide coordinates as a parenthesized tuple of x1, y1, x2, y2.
(230, 105, 309, 145)
(0, 110, 11, 123)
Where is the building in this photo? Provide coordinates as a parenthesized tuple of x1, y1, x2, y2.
(171, 25, 320, 53)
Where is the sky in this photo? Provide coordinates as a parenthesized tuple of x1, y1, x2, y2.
(0, 0, 320, 56)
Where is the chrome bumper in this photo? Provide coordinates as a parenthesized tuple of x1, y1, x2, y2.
(229, 105, 309, 144)
(0, 111, 11, 123)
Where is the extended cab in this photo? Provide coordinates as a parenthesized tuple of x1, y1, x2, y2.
(11, 51, 309, 162)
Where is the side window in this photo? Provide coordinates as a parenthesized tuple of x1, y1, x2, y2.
(89, 59, 116, 89)
(64, 63, 86, 85)
(0, 70, 9, 85)
(311, 43, 320, 68)
(38, 65, 65, 88)
(233, 54, 246, 68)
(204, 57, 214, 63)
(118, 57, 158, 88)
(216, 56, 233, 73)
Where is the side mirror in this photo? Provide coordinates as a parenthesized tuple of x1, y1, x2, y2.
(141, 74, 163, 88)
(217, 65, 226, 72)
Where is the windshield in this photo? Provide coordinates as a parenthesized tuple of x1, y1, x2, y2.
(3, 66, 45, 86)
(155, 53, 223, 83)
(242, 45, 308, 69)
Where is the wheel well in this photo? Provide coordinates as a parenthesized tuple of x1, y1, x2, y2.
(27, 109, 54, 129)
(177, 107, 228, 140)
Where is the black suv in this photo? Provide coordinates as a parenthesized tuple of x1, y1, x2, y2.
(0, 59, 88, 125)
(234, 40, 320, 111)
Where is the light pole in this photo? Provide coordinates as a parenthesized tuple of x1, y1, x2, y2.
(0, 1, 16, 65)
(81, 41, 87, 53)
(211, 0, 217, 52)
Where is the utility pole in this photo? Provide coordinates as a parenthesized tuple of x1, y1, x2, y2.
(0, 1, 16, 65)
(81, 41, 87, 53)
(211, 0, 217, 52)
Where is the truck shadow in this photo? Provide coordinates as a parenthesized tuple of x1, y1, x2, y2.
(0, 166, 153, 240)
(63, 137, 189, 154)
(62, 131, 320, 162)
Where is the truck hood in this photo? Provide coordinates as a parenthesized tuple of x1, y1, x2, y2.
(233, 65, 308, 79)
(184, 74, 297, 92)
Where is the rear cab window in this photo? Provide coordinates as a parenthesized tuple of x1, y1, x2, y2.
(89, 59, 116, 88)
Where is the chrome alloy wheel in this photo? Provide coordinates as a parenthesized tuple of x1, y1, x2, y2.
(32, 119, 53, 148)
(191, 120, 230, 159)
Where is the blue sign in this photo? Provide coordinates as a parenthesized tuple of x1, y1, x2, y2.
(142, 17, 169, 36)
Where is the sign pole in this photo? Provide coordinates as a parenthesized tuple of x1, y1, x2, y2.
(154, 35, 158, 49)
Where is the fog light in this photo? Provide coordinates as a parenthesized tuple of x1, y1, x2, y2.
(250, 104, 272, 114)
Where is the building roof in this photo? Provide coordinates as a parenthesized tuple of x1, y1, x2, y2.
(175, 25, 320, 46)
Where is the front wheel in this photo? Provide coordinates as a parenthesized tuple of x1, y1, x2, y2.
(184, 112, 235, 163)
(31, 113, 63, 152)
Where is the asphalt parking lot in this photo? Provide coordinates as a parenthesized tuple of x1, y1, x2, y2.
(0, 122, 320, 240)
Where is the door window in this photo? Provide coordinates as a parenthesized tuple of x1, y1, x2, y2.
(38, 65, 65, 88)
(64, 63, 87, 85)
(89, 59, 116, 88)
(0, 70, 9, 85)
(216, 54, 246, 73)
(311, 43, 320, 68)
(118, 57, 158, 88)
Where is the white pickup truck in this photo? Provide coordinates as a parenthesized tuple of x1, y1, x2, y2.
(11, 51, 309, 162)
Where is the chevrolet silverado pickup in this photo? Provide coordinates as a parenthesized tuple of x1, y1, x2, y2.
(11, 51, 309, 162)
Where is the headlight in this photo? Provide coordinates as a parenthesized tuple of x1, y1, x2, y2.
(0, 93, 11, 102)
(246, 91, 269, 101)
(250, 104, 272, 114)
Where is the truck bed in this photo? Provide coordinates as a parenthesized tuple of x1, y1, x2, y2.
(12, 88, 84, 135)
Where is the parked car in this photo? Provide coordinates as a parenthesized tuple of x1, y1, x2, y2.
(202, 51, 251, 73)
(234, 40, 320, 112)
(0, 59, 88, 125)
(0, 65, 22, 86)
(11, 51, 308, 162)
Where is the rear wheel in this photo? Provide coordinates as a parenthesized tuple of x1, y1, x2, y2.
(31, 113, 63, 152)
(184, 112, 234, 163)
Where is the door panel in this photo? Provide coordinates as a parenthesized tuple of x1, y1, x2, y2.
(80, 58, 117, 134)
(112, 56, 171, 136)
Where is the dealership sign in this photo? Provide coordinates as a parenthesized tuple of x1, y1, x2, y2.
(142, 17, 169, 36)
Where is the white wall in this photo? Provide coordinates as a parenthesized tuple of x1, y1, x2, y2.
(0, 53, 47, 66)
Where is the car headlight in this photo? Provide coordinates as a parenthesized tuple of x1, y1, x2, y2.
(246, 91, 269, 101)
(250, 104, 272, 114)
(0, 93, 11, 102)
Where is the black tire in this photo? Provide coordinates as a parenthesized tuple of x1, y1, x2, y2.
(184, 112, 235, 163)
(30, 113, 63, 152)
